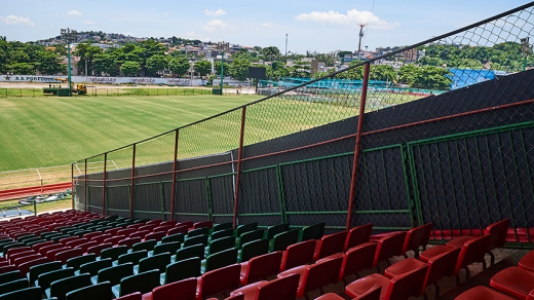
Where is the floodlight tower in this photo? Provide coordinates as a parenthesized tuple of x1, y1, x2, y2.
(357, 24, 365, 60)
(217, 41, 230, 95)
(60, 28, 77, 96)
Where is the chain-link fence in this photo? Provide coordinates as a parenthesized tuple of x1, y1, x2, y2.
(75, 3, 534, 247)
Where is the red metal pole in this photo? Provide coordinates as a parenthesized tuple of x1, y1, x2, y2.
(170, 129, 179, 221)
(346, 62, 370, 231)
(232, 107, 247, 229)
(102, 153, 107, 216)
(84, 159, 88, 212)
(130, 145, 136, 219)
(71, 163, 74, 210)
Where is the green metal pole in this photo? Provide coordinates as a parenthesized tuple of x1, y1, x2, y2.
(67, 41, 72, 96)
(219, 52, 224, 95)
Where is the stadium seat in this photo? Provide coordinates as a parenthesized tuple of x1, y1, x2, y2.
(299, 223, 325, 241)
(136, 253, 170, 274)
(314, 231, 347, 260)
(519, 250, 534, 272)
(176, 244, 205, 261)
(373, 231, 407, 273)
(240, 251, 283, 285)
(132, 239, 157, 252)
(344, 223, 373, 251)
(202, 248, 238, 273)
(118, 229, 137, 237)
(55, 248, 84, 264)
(167, 227, 188, 236)
(144, 232, 166, 242)
(112, 269, 160, 298)
(236, 223, 258, 237)
(237, 230, 264, 248)
(314, 293, 345, 300)
(153, 241, 181, 256)
(161, 233, 185, 244)
(118, 250, 148, 265)
(269, 229, 299, 252)
(104, 235, 126, 246)
(65, 238, 89, 248)
(138, 225, 158, 233)
(47, 273, 92, 300)
(65, 280, 112, 300)
(38, 268, 75, 291)
(79, 259, 113, 276)
(401, 223, 433, 259)
(105, 228, 121, 236)
(159, 221, 177, 227)
(66, 254, 96, 270)
(345, 263, 428, 300)
(277, 254, 343, 299)
(238, 239, 269, 263)
(0, 270, 20, 285)
(207, 236, 236, 255)
(118, 237, 142, 249)
(14, 253, 45, 267)
(46, 247, 72, 261)
(211, 228, 234, 241)
(0, 286, 42, 300)
(143, 277, 196, 300)
(280, 239, 316, 271)
(145, 220, 162, 226)
(59, 236, 79, 246)
(129, 231, 150, 240)
(454, 286, 516, 300)
(93, 263, 134, 286)
(212, 222, 233, 233)
(86, 242, 112, 256)
(265, 223, 290, 239)
(187, 228, 210, 238)
(231, 273, 300, 300)
(162, 257, 201, 284)
(196, 264, 241, 300)
(32, 240, 54, 252)
(91, 233, 112, 244)
(339, 242, 377, 283)
(183, 235, 209, 248)
(28, 261, 62, 285)
(193, 221, 213, 229)
(82, 232, 101, 240)
(490, 266, 534, 299)
(115, 292, 142, 300)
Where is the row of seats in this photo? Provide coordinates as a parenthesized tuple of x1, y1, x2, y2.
(455, 248, 534, 300)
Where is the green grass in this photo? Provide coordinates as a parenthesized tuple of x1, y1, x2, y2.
(0, 197, 72, 214)
(0, 94, 261, 172)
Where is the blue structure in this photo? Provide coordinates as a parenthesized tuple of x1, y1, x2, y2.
(447, 68, 507, 90)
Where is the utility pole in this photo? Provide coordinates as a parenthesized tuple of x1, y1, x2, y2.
(61, 28, 77, 96)
(357, 25, 365, 61)
(217, 41, 229, 95)
(285, 33, 288, 57)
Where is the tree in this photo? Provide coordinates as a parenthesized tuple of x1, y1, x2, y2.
(0, 36, 9, 73)
(8, 62, 34, 74)
(194, 60, 212, 78)
(214, 61, 229, 76)
(263, 46, 280, 62)
(93, 53, 117, 76)
(370, 65, 396, 82)
(228, 58, 250, 81)
(168, 56, 190, 77)
(120, 61, 141, 76)
(398, 64, 451, 90)
(74, 43, 103, 76)
(35, 50, 64, 75)
(145, 54, 168, 76)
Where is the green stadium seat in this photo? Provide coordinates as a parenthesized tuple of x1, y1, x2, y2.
(238, 239, 270, 263)
(299, 222, 325, 241)
(236, 223, 258, 237)
(238, 230, 264, 248)
(161, 258, 201, 285)
(265, 223, 290, 239)
(201, 248, 237, 273)
(269, 229, 299, 252)
(175, 244, 205, 261)
(92, 263, 133, 286)
(206, 236, 236, 255)
(65, 280, 112, 300)
(112, 269, 160, 298)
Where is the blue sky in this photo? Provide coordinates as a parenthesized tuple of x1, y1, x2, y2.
(0, 0, 529, 53)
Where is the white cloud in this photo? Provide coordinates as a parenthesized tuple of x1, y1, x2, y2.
(67, 10, 82, 16)
(203, 19, 227, 32)
(186, 31, 196, 36)
(82, 20, 96, 25)
(0, 15, 34, 26)
(295, 9, 398, 29)
(261, 22, 273, 28)
(204, 9, 226, 17)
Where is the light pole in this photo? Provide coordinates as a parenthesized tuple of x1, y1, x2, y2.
(217, 41, 229, 95)
(60, 28, 77, 96)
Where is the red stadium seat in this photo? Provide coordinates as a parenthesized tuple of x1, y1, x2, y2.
(141, 277, 196, 300)
(490, 266, 534, 299)
(104, 235, 126, 246)
(240, 251, 283, 285)
(402, 223, 432, 259)
(139, 225, 158, 232)
(167, 226, 188, 235)
(59, 236, 79, 246)
(86, 242, 112, 256)
(277, 254, 343, 299)
(83, 231, 102, 240)
(373, 231, 407, 273)
(153, 225, 173, 233)
(55, 248, 84, 264)
(160, 221, 177, 227)
(144, 232, 165, 242)
(105, 228, 121, 236)
(193, 221, 213, 229)
(196, 264, 241, 300)
(46, 246, 71, 261)
(5, 246, 31, 260)
(280, 240, 316, 272)
(344, 224, 373, 252)
(18, 257, 49, 276)
(176, 221, 193, 228)
(65, 238, 89, 248)
(314, 231, 347, 260)
(8, 250, 36, 264)
(92, 233, 112, 244)
(519, 250, 534, 272)
(145, 220, 162, 226)
(0, 265, 18, 274)
(14, 254, 45, 266)
(118, 228, 137, 237)
(118, 237, 142, 249)
(75, 241, 98, 253)
(345, 263, 428, 300)
(231, 273, 300, 300)
(129, 230, 150, 239)
(32, 241, 54, 251)
(455, 286, 516, 300)
(39, 243, 66, 255)
(339, 242, 378, 283)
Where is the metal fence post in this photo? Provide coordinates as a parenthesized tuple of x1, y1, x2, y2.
(232, 107, 247, 229)
(170, 129, 179, 221)
(346, 62, 370, 231)
(130, 144, 136, 219)
(84, 159, 88, 212)
(71, 163, 74, 210)
(102, 153, 107, 216)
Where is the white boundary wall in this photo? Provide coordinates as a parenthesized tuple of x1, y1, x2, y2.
(0, 75, 207, 86)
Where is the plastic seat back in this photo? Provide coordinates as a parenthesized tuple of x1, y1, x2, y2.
(425, 247, 461, 289)
(270, 229, 299, 251)
(144, 232, 165, 242)
(384, 263, 428, 300)
(303, 255, 343, 295)
(118, 250, 147, 265)
(161, 233, 185, 244)
(341, 242, 377, 281)
(244, 251, 283, 284)
(118, 237, 142, 249)
(485, 219, 510, 249)
(87, 242, 112, 256)
(65, 279, 112, 300)
(151, 277, 197, 300)
(265, 223, 290, 239)
(236, 223, 258, 237)
(119, 269, 160, 296)
(239, 239, 269, 263)
(164, 257, 201, 284)
(183, 235, 208, 247)
(204, 248, 237, 272)
(402, 224, 431, 254)
(0, 286, 41, 300)
(56, 248, 84, 264)
(208, 236, 236, 255)
(300, 222, 325, 241)
(281, 240, 316, 271)
(198, 264, 240, 299)
(103, 235, 125, 246)
(187, 228, 209, 238)
(132, 239, 157, 252)
(315, 231, 347, 260)
(0, 271, 20, 285)
(167, 226, 188, 236)
(212, 222, 233, 233)
(373, 231, 407, 265)
(160, 220, 177, 227)
(139, 253, 170, 273)
(419, 223, 434, 250)
(38, 268, 75, 290)
(455, 234, 493, 274)
(176, 221, 193, 228)
(176, 244, 205, 261)
(211, 228, 234, 241)
(50, 273, 91, 300)
(193, 221, 213, 229)
(153, 241, 181, 256)
(258, 273, 300, 300)
(97, 263, 134, 285)
(238, 230, 264, 248)
(80, 259, 112, 276)
(353, 285, 381, 300)
(0, 279, 34, 297)
(28, 261, 62, 284)
(65, 253, 96, 270)
(345, 223, 373, 251)
(100, 245, 128, 261)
